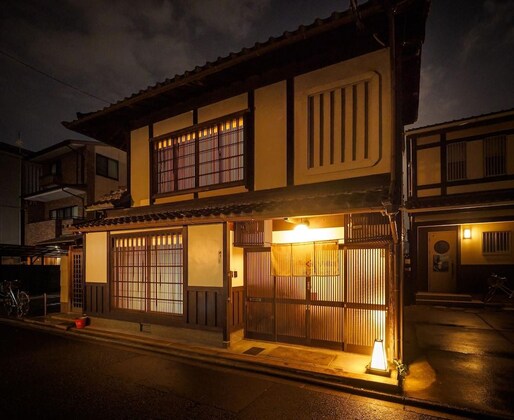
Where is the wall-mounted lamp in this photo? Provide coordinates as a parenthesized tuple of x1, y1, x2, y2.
(366, 339, 390, 377)
(463, 227, 472, 240)
(284, 218, 310, 231)
(293, 220, 310, 232)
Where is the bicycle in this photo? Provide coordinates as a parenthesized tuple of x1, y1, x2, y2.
(484, 273, 513, 303)
(0, 280, 30, 318)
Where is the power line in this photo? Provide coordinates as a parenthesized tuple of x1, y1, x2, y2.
(0, 48, 112, 105)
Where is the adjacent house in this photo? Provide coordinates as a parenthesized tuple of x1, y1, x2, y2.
(0, 142, 31, 251)
(23, 139, 126, 310)
(64, 0, 429, 362)
(405, 109, 514, 303)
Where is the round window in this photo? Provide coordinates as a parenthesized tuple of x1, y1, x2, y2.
(434, 240, 450, 254)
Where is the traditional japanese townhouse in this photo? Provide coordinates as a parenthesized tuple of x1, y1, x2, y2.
(405, 109, 514, 303)
(64, 0, 429, 363)
(23, 139, 127, 311)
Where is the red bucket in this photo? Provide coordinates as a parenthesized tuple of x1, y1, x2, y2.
(75, 317, 87, 329)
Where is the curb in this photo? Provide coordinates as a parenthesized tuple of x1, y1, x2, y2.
(2, 316, 511, 420)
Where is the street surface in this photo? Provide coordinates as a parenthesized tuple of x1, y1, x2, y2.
(0, 323, 460, 419)
(404, 305, 514, 417)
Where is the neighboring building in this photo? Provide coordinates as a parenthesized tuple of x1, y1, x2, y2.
(23, 139, 127, 310)
(64, 0, 429, 362)
(405, 109, 514, 302)
(0, 142, 32, 249)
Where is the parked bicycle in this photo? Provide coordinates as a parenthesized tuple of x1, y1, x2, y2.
(484, 273, 513, 303)
(0, 280, 30, 318)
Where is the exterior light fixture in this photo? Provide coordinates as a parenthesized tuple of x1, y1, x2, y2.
(293, 220, 310, 232)
(463, 227, 472, 240)
(366, 339, 390, 377)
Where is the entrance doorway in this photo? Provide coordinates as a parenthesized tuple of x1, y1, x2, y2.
(427, 230, 457, 293)
(70, 248, 83, 311)
(244, 243, 389, 354)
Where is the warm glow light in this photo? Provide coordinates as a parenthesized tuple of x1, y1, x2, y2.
(293, 221, 309, 233)
(463, 227, 472, 239)
(367, 339, 390, 376)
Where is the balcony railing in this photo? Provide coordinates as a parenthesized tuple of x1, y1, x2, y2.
(39, 173, 63, 188)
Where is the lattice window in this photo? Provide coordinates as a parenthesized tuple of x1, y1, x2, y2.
(305, 73, 380, 175)
(153, 113, 245, 195)
(447, 142, 467, 181)
(112, 231, 183, 314)
(484, 135, 506, 177)
(344, 213, 390, 243)
(482, 231, 511, 255)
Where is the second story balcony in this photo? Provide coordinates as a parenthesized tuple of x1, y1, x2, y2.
(39, 173, 63, 188)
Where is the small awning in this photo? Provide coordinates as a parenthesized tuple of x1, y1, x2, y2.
(75, 176, 391, 231)
(24, 186, 86, 202)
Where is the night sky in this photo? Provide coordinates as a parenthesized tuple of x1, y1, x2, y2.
(1, 0, 513, 151)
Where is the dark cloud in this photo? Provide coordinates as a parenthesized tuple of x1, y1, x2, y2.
(413, 0, 514, 128)
(0, 0, 513, 150)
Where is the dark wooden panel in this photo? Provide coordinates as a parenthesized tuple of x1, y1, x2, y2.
(85, 283, 108, 315)
(186, 287, 223, 330)
(231, 286, 244, 331)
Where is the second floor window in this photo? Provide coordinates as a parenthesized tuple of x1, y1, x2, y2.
(152, 113, 245, 195)
(96, 154, 119, 180)
(446, 142, 466, 181)
(484, 135, 506, 177)
(50, 206, 79, 220)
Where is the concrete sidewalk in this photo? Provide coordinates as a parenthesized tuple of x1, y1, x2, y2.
(3, 302, 514, 419)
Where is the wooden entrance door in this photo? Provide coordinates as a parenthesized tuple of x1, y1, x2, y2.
(428, 230, 457, 293)
(245, 243, 388, 353)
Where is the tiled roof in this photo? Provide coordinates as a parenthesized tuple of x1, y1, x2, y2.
(63, 0, 430, 147)
(76, 179, 390, 230)
(406, 189, 514, 210)
(405, 107, 514, 134)
(87, 187, 129, 211)
(66, 9, 357, 124)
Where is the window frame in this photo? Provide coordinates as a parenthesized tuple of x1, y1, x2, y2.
(482, 231, 512, 255)
(483, 135, 507, 178)
(446, 141, 467, 182)
(150, 110, 248, 199)
(49, 205, 79, 220)
(111, 230, 184, 316)
(96, 153, 119, 180)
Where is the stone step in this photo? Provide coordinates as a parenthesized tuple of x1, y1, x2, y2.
(416, 292, 473, 302)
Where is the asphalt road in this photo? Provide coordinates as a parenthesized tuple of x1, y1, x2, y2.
(0, 323, 459, 420)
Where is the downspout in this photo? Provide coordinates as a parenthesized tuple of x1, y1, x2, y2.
(387, 0, 404, 365)
(62, 188, 86, 219)
(64, 144, 87, 218)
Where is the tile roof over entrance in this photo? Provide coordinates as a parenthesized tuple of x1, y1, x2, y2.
(76, 177, 390, 231)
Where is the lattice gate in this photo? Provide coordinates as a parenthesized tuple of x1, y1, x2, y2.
(245, 242, 390, 354)
(70, 249, 84, 311)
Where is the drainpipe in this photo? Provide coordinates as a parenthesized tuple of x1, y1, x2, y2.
(387, 0, 404, 364)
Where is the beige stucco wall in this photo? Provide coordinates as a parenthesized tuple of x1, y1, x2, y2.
(254, 81, 287, 190)
(188, 224, 224, 287)
(198, 94, 247, 123)
(294, 49, 392, 185)
(130, 126, 150, 206)
(85, 232, 108, 283)
(153, 111, 193, 137)
(416, 147, 441, 185)
(93, 145, 127, 201)
(460, 222, 514, 265)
